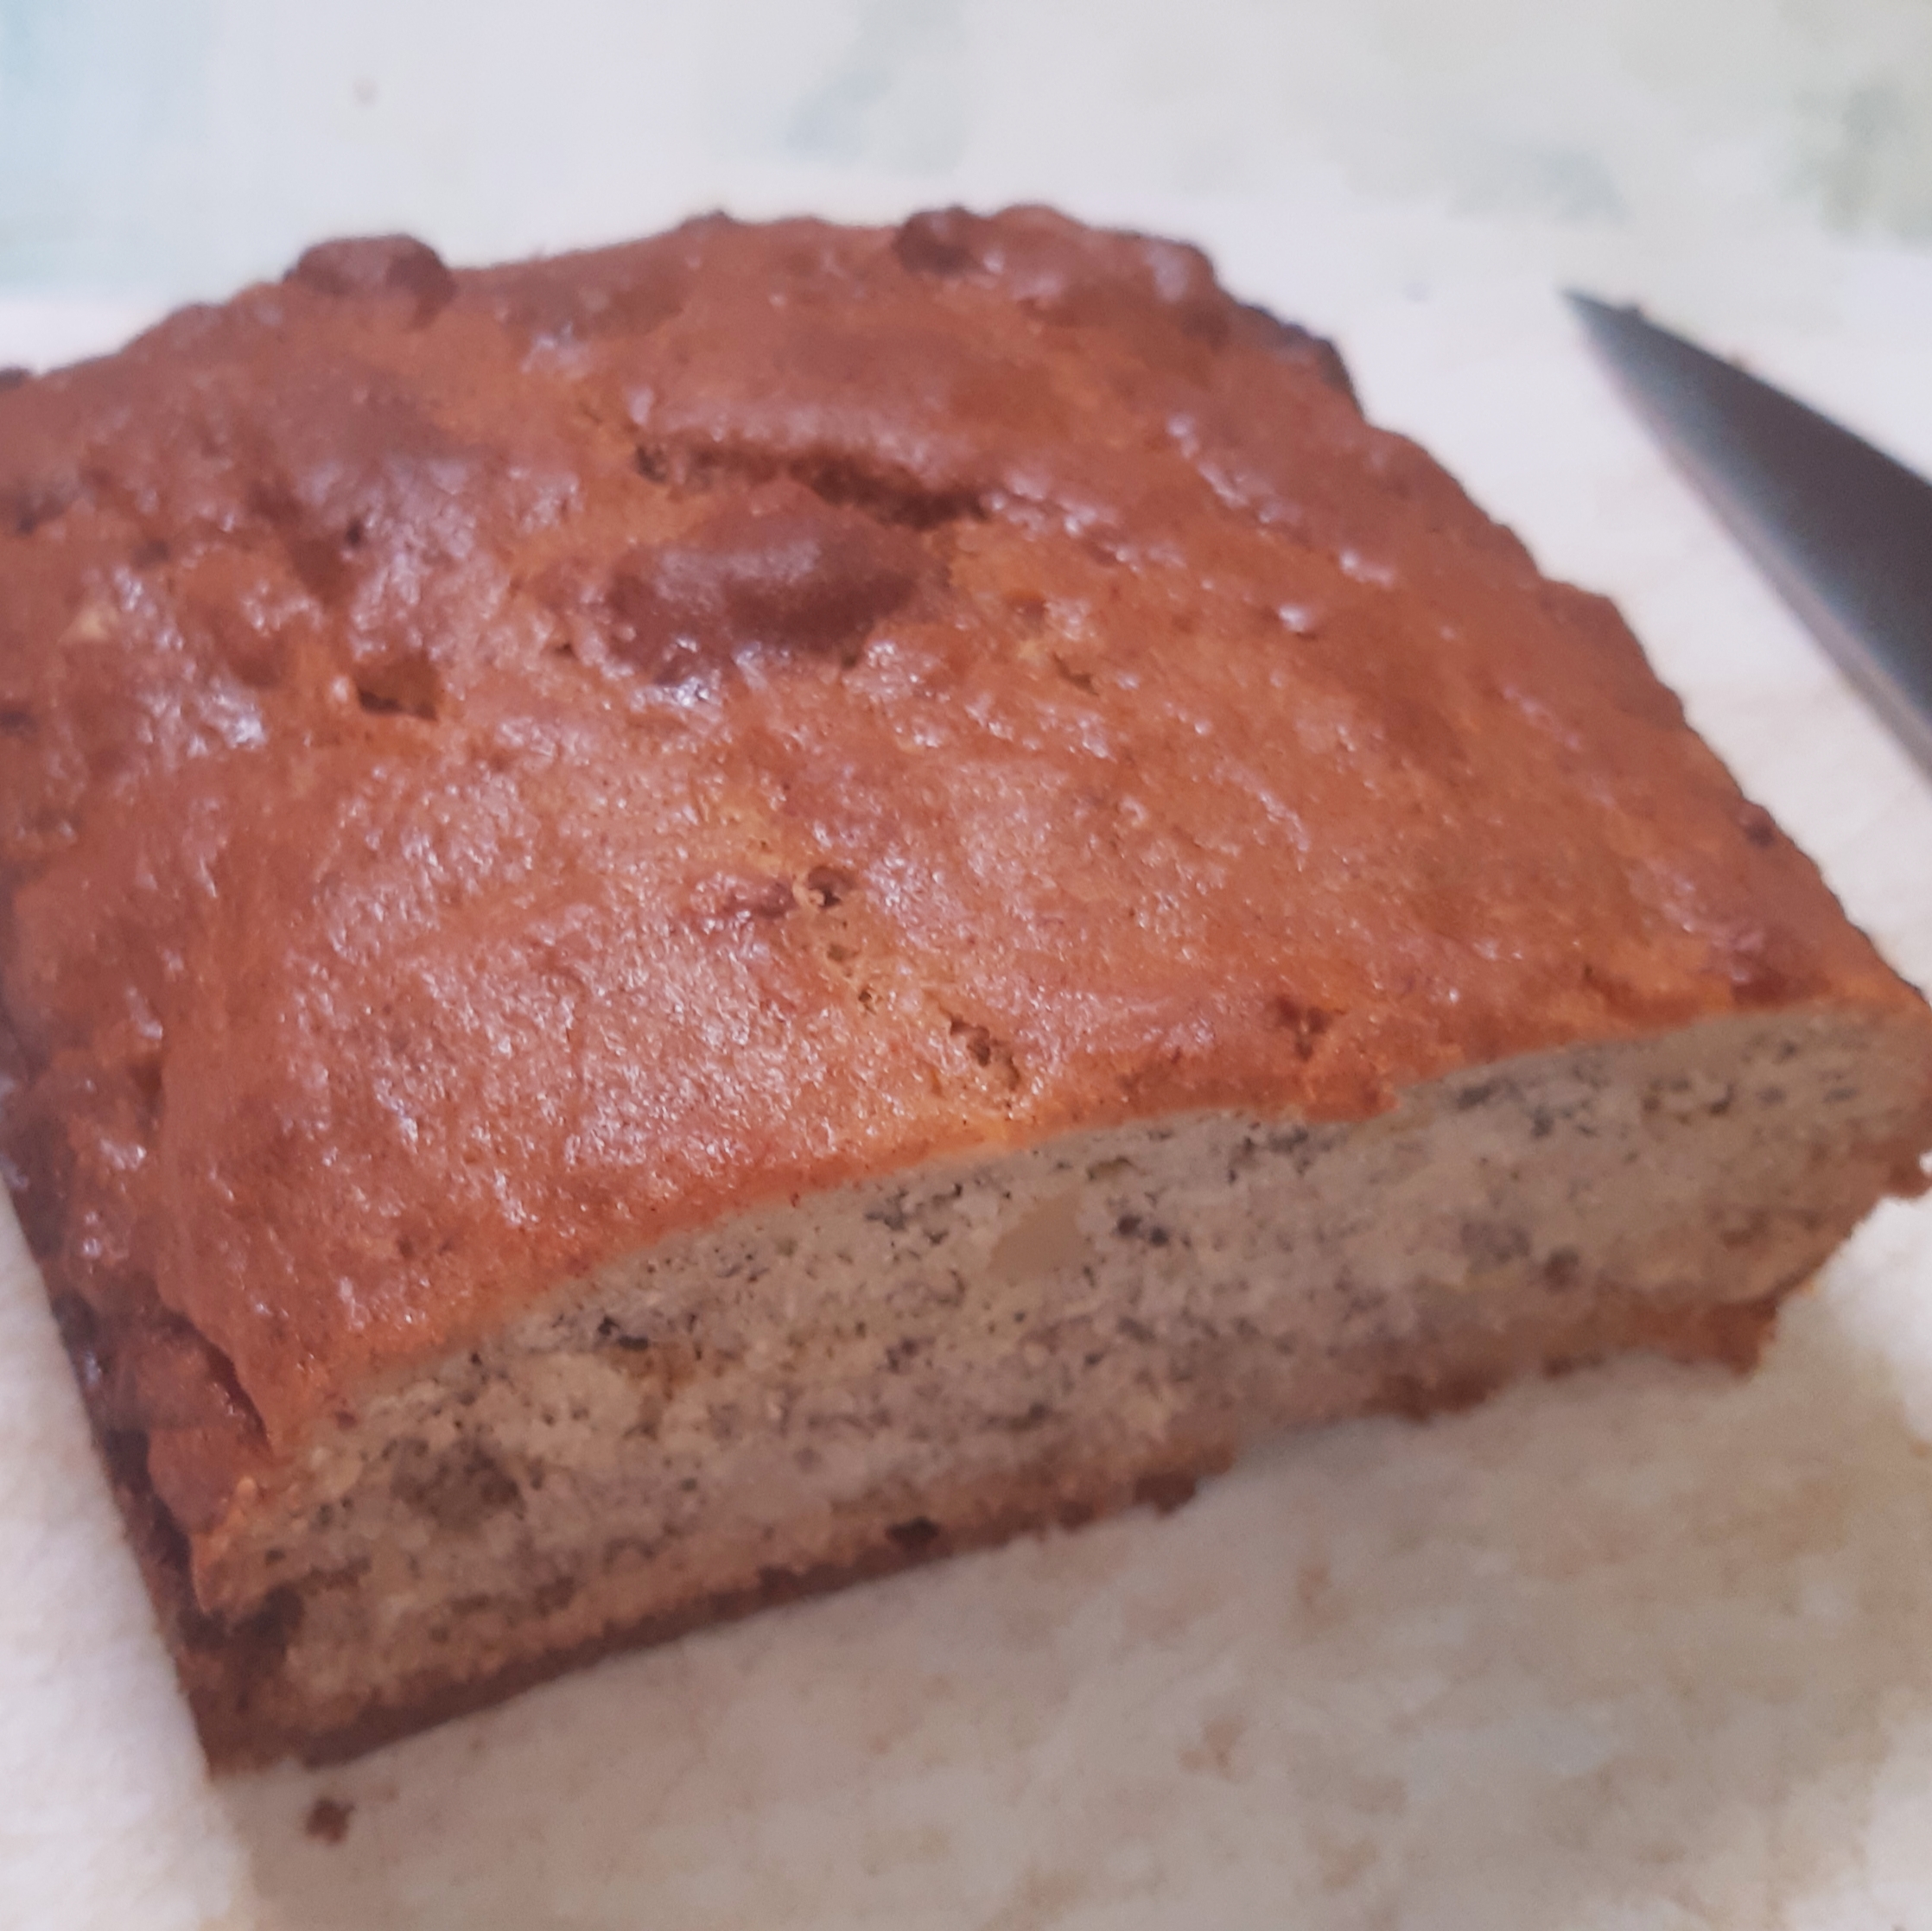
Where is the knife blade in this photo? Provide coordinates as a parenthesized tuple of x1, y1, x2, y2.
(1566, 292, 1932, 780)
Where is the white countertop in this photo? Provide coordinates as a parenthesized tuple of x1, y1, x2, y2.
(3, 10, 1932, 1921)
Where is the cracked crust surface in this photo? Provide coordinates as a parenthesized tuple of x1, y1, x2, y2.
(0, 207, 1929, 1763)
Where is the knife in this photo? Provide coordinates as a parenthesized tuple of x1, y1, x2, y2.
(1566, 292, 1932, 780)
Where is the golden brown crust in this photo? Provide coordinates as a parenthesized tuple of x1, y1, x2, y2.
(1, 210, 1929, 1611)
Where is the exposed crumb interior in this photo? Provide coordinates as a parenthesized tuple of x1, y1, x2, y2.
(186, 1009, 1927, 1756)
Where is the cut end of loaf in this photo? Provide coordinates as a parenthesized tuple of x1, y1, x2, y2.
(130, 1006, 1932, 1766)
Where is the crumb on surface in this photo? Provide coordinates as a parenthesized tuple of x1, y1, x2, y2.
(304, 1796, 353, 1845)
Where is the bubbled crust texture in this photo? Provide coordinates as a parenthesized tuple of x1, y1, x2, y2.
(0, 209, 1925, 1540)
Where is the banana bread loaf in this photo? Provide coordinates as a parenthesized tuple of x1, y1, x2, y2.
(3, 206, 1929, 1766)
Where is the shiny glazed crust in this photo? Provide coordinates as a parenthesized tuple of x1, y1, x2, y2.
(1, 208, 1929, 1763)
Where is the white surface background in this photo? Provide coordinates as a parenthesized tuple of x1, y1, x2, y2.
(3, 4, 1932, 1926)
